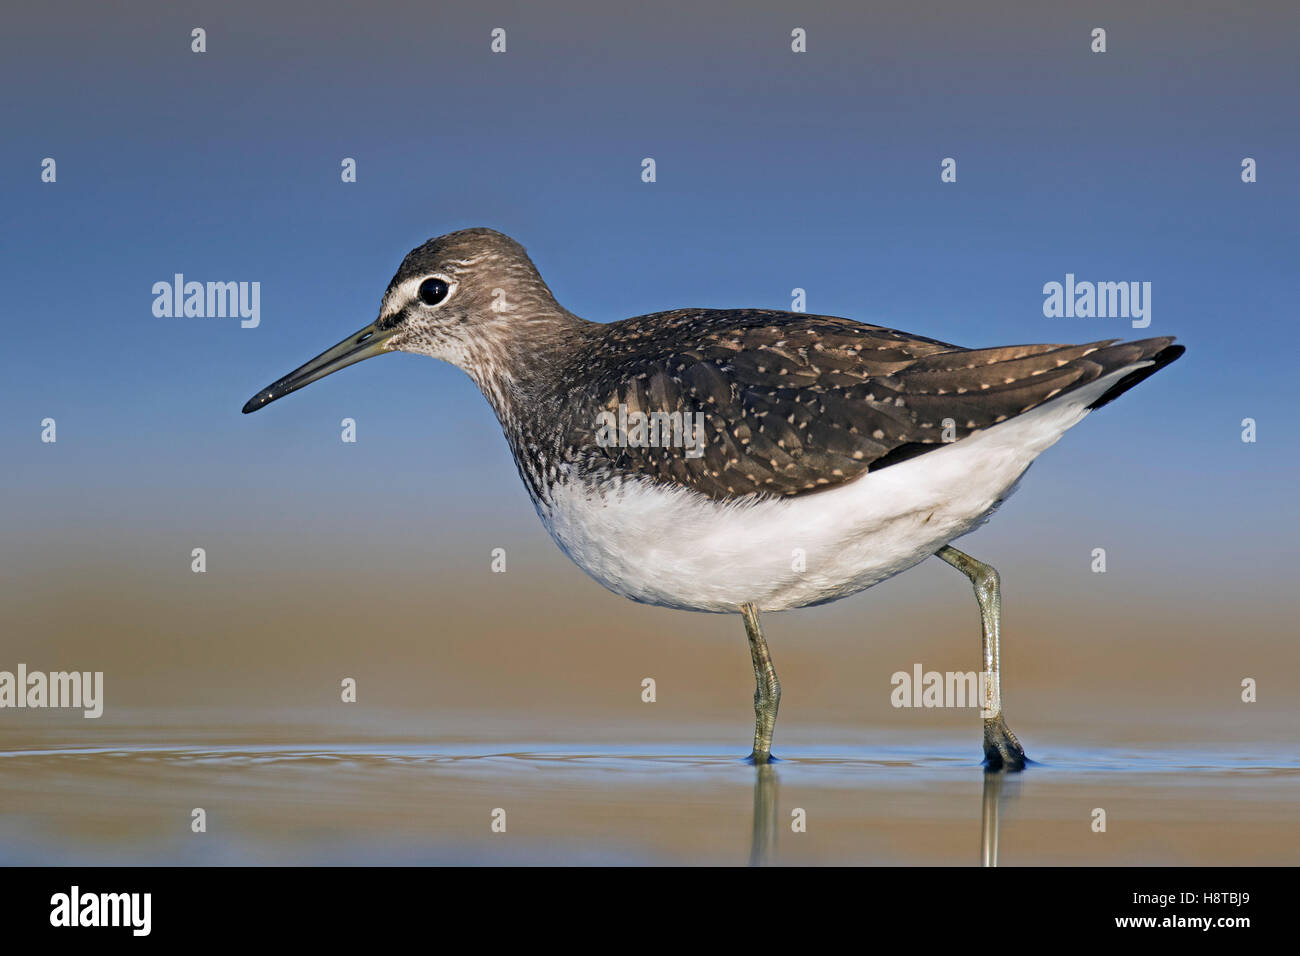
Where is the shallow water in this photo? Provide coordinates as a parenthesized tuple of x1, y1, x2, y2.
(3, 725, 1296, 865)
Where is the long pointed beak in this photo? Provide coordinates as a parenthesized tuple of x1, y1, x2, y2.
(242, 319, 396, 414)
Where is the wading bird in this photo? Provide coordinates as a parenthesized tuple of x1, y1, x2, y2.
(244, 228, 1183, 770)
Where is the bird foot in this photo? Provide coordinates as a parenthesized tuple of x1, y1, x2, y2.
(982, 714, 1029, 772)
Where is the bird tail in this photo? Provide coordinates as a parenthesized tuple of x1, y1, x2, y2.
(1079, 338, 1185, 410)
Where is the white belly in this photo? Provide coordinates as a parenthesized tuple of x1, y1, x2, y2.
(537, 368, 1135, 613)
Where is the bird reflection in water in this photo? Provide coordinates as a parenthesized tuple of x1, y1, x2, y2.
(749, 763, 779, 866)
(981, 769, 1005, 866)
(746, 763, 1023, 866)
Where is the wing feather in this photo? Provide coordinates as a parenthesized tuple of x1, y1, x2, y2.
(557, 309, 1177, 500)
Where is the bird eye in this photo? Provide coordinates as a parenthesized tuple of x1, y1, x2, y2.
(418, 277, 450, 306)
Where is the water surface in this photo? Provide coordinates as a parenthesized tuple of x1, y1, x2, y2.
(3, 723, 1294, 866)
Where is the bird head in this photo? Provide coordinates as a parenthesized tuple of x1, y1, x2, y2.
(242, 228, 569, 414)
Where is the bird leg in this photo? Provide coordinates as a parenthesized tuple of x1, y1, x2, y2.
(740, 603, 781, 764)
(935, 546, 1028, 771)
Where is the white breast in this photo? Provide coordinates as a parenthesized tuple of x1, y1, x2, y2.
(537, 367, 1141, 613)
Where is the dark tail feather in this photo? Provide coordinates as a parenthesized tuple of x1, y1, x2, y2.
(1086, 343, 1185, 410)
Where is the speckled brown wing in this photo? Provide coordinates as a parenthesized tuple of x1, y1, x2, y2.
(560, 309, 1179, 501)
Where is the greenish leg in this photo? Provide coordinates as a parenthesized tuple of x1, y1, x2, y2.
(741, 603, 781, 764)
(936, 545, 1028, 772)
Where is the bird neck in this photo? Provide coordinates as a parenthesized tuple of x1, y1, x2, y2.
(461, 306, 593, 428)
